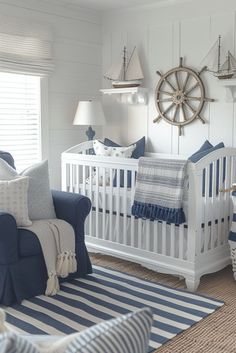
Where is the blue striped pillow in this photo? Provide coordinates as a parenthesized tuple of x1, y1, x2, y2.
(67, 308, 153, 353)
(0, 332, 38, 353)
(0, 308, 152, 353)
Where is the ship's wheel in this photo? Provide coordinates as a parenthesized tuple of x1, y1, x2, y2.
(153, 57, 214, 135)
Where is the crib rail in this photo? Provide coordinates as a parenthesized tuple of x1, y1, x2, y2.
(61, 145, 236, 288)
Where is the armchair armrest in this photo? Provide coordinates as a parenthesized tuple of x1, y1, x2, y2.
(0, 212, 18, 264)
(52, 190, 91, 241)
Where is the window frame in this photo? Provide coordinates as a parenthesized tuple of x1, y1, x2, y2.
(40, 77, 50, 162)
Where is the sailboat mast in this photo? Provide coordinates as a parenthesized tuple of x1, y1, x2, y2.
(123, 46, 126, 81)
(218, 35, 221, 73)
(227, 51, 230, 72)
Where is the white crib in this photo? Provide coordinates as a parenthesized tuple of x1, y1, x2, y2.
(61, 141, 236, 291)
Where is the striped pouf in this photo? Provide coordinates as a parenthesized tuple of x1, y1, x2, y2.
(229, 190, 236, 280)
(3, 266, 224, 352)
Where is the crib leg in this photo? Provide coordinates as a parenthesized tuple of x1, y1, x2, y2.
(185, 276, 200, 292)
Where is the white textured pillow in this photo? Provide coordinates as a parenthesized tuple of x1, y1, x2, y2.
(0, 177, 32, 226)
(93, 140, 136, 158)
(0, 158, 56, 221)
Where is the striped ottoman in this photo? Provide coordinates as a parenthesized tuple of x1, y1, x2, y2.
(229, 189, 236, 280)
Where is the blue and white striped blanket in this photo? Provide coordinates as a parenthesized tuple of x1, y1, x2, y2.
(131, 157, 187, 224)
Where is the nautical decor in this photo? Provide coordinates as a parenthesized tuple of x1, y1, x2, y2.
(154, 57, 215, 136)
(73, 101, 106, 141)
(104, 46, 144, 88)
(202, 35, 236, 80)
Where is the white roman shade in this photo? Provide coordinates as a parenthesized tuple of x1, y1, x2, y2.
(0, 15, 54, 76)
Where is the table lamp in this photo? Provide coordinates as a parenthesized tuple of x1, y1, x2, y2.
(73, 100, 106, 140)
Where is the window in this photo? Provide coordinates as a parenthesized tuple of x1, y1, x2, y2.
(0, 72, 41, 171)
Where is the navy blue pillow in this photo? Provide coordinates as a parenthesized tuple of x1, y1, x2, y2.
(188, 140, 213, 163)
(188, 142, 225, 196)
(188, 141, 223, 163)
(0, 151, 15, 169)
(103, 137, 146, 188)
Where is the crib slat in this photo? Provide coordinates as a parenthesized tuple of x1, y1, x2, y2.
(224, 156, 231, 244)
(82, 165, 86, 196)
(123, 169, 128, 245)
(130, 170, 136, 248)
(146, 220, 151, 251)
(153, 221, 158, 253)
(69, 164, 73, 192)
(210, 160, 217, 248)
(170, 224, 175, 258)
(88, 165, 92, 237)
(204, 165, 210, 252)
(109, 168, 113, 242)
(179, 224, 184, 259)
(61, 161, 66, 191)
(102, 167, 106, 240)
(217, 158, 223, 246)
(95, 167, 99, 238)
(75, 165, 79, 193)
(138, 219, 142, 249)
(116, 169, 120, 242)
(162, 221, 167, 255)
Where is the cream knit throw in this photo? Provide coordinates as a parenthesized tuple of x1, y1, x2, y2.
(21, 219, 77, 296)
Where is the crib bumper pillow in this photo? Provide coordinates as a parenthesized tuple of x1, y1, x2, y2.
(132, 157, 187, 224)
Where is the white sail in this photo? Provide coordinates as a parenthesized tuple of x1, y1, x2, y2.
(201, 37, 227, 73)
(200, 39, 219, 72)
(104, 57, 123, 80)
(125, 49, 144, 80)
(221, 51, 236, 72)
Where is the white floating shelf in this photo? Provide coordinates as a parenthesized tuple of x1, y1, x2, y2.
(100, 87, 148, 105)
(220, 79, 236, 102)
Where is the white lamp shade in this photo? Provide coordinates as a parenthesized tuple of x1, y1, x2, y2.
(73, 101, 106, 126)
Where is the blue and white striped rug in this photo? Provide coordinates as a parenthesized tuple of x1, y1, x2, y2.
(4, 266, 223, 352)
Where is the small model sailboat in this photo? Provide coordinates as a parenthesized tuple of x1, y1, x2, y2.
(104, 46, 144, 88)
(202, 35, 236, 80)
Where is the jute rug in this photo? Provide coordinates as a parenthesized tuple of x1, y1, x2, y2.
(90, 253, 236, 353)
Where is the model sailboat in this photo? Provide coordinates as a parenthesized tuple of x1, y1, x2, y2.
(202, 35, 236, 79)
(104, 46, 144, 88)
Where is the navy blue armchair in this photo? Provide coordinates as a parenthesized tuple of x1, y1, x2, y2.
(0, 152, 92, 305)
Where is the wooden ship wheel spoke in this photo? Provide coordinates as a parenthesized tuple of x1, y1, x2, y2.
(154, 57, 215, 136)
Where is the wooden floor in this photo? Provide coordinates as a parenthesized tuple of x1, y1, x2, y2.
(90, 253, 236, 353)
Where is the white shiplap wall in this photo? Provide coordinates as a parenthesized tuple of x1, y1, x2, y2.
(102, 0, 236, 156)
(0, 0, 102, 187)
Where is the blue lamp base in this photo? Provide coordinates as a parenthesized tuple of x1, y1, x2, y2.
(86, 126, 95, 140)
